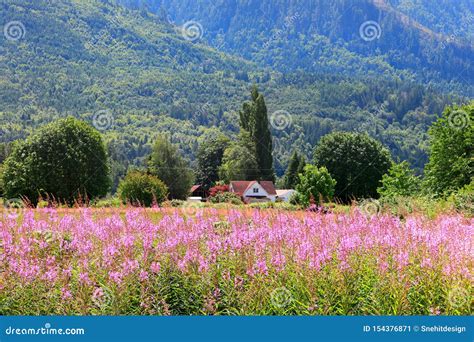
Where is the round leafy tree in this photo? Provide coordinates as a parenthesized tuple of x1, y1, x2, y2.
(424, 102, 473, 196)
(3, 118, 110, 204)
(118, 171, 168, 206)
(293, 165, 336, 206)
(313, 132, 392, 201)
(148, 136, 194, 200)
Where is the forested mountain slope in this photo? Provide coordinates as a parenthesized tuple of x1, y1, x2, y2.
(0, 0, 470, 186)
(120, 0, 474, 95)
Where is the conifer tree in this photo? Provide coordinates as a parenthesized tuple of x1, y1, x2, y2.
(238, 85, 275, 181)
(283, 151, 301, 188)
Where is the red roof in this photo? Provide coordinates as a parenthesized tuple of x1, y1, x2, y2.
(230, 181, 276, 196)
(260, 181, 277, 195)
(190, 185, 201, 193)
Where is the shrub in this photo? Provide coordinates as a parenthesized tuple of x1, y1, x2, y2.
(248, 202, 301, 211)
(208, 191, 243, 204)
(2, 118, 110, 205)
(313, 132, 392, 201)
(209, 184, 229, 197)
(377, 161, 421, 198)
(447, 181, 474, 215)
(90, 197, 123, 208)
(293, 165, 336, 207)
(118, 171, 168, 207)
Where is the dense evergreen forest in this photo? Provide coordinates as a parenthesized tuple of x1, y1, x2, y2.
(0, 0, 472, 190)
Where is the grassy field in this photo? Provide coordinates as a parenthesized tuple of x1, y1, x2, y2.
(0, 206, 472, 315)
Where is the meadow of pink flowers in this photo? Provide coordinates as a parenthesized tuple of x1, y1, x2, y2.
(0, 207, 472, 315)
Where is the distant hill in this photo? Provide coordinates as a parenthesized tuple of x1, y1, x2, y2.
(389, 0, 473, 41)
(120, 0, 474, 95)
(0, 0, 471, 189)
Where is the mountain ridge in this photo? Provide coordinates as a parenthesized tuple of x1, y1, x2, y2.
(124, 0, 473, 93)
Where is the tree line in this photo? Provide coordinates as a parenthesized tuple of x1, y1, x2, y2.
(0, 90, 472, 207)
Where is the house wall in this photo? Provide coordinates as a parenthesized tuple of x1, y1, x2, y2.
(277, 190, 295, 202)
(243, 183, 268, 198)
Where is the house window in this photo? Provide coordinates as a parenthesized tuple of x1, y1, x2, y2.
(253, 188, 259, 193)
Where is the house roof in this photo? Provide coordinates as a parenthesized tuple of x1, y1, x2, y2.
(259, 181, 277, 195)
(276, 189, 295, 196)
(230, 181, 277, 196)
(190, 185, 201, 193)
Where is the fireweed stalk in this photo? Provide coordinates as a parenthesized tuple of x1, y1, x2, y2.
(0, 208, 472, 315)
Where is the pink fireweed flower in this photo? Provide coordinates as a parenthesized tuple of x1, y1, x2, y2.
(394, 251, 410, 270)
(2, 206, 472, 316)
(150, 262, 161, 274)
(61, 287, 72, 300)
(79, 272, 92, 285)
(421, 258, 432, 268)
(271, 252, 286, 271)
(42, 268, 58, 282)
(109, 271, 123, 285)
(139, 270, 149, 281)
(234, 276, 244, 289)
(92, 287, 104, 302)
(62, 266, 73, 278)
(255, 259, 268, 275)
(121, 234, 135, 248)
(121, 259, 139, 276)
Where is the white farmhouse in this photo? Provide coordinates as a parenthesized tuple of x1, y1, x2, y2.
(229, 181, 277, 203)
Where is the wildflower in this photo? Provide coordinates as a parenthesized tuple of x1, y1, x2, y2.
(79, 272, 92, 286)
(61, 287, 72, 300)
(92, 287, 104, 300)
(62, 266, 73, 278)
(150, 262, 161, 274)
(109, 271, 123, 285)
(139, 270, 149, 281)
(234, 276, 244, 289)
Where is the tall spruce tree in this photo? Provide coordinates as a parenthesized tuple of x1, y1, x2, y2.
(283, 151, 301, 188)
(238, 86, 275, 181)
(297, 156, 307, 177)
